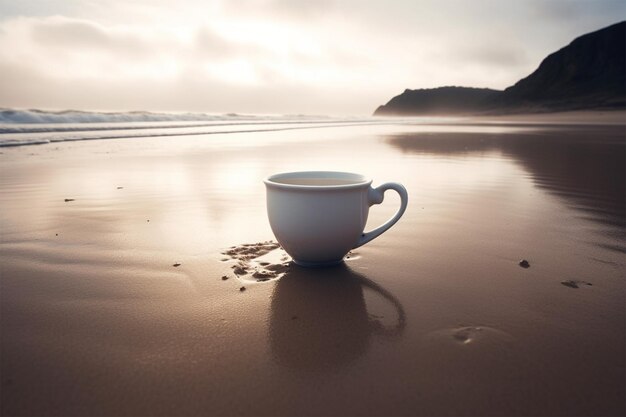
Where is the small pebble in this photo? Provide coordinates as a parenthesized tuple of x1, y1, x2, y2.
(64, 198, 75, 202)
(55, 233, 58, 236)
(519, 259, 530, 268)
(172, 263, 181, 267)
(239, 286, 246, 292)
(221, 275, 229, 281)
(147, 219, 150, 222)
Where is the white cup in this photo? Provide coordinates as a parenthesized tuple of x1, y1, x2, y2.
(264, 171, 408, 267)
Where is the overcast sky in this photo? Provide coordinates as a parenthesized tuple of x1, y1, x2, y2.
(0, 0, 624, 115)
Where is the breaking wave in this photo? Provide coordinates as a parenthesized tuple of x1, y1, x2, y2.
(0, 108, 330, 124)
(0, 108, 392, 148)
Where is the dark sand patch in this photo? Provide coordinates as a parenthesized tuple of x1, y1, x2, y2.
(561, 280, 593, 289)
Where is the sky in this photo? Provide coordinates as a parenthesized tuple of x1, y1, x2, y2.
(0, 0, 624, 115)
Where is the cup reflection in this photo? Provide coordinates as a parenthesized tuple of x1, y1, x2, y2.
(269, 263, 405, 372)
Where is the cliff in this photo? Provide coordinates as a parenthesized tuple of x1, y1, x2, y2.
(374, 21, 626, 115)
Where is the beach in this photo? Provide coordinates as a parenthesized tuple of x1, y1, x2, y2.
(1, 115, 624, 416)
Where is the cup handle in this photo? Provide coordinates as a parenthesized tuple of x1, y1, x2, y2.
(354, 182, 408, 248)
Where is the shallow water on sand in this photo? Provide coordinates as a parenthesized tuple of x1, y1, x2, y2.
(0, 120, 624, 416)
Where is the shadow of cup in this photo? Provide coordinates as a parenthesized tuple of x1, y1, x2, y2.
(269, 263, 406, 372)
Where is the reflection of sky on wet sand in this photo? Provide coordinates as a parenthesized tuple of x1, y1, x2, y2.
(2, 121, 623, 298)
(386, 125, 625, 247)
(0, 121, 624, 416)
(1, 121, 623, 300)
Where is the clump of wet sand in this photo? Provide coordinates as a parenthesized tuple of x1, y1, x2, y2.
(222, 241, 280, 260)
(221, 241, 290, 282)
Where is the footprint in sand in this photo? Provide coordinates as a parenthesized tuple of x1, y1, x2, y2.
(221, 241, 291, 282)
(561, 280, 593, 289)
(452, 326, 483, 344)
(424, 325, 514, 347)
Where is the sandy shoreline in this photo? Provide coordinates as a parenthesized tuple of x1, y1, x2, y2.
(1, 120, 624, 416)
(466, 109, 626, 124)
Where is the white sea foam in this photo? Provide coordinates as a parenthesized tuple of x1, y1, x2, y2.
(0, 108, 332, 124)
(0, 109, 393, 147)
(0, 108, 432, 147)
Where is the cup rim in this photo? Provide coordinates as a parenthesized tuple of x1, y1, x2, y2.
(264, 171, 372, 190)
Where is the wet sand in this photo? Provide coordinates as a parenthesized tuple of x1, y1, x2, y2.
(1, 116, 624, 416)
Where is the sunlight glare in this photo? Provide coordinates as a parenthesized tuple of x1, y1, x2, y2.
(211, 160, 261, 194)
(205, 59, 260, 85)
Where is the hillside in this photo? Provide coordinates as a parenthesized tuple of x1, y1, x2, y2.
(374, 21, 626, 115)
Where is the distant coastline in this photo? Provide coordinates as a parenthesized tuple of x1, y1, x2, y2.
(375, 21, 626, 116)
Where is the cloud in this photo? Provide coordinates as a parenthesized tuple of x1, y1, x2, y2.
(531, 0, 626, 22)
(0, 16, 170, 80)
(0, 57, 380, 115)
(0, 1, 623, 115)
(194, 27, 239, 58)
(460, 44, 527, 67)
(0, 13, 381, 114)
(31, 16, 110, 47)
(0, 11, 551, 113)
(28, 15, 151, 57)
